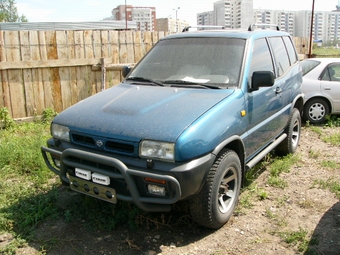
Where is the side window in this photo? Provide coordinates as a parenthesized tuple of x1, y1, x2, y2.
(268, 37, 290, 77)
(282, 36, 298, 64)
(321, 64, 340, 81)
(249, 38, 274, 76)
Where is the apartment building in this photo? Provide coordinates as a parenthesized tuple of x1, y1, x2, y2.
(206, 0, 253, 29)
(197, 0, 340, 45)
(156, 18, 189, 33)
(254, 10, 295, 36)
(110, 5, 156, 31)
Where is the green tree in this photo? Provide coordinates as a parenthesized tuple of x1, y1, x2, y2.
(0, 0, 28, 22)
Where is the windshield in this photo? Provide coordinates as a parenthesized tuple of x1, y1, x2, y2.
(127, 37, 246, 87)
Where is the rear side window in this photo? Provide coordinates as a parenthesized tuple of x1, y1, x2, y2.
(269, 37, 290, 77)
(300, 59, 321, 76)
(320, 63, 340, 81)
(282, 36, 298, 64)
(249, 38, 274, 76)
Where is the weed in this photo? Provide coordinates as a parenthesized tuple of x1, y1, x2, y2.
(41, 108, 57, 123)
(0, 107, 15, 129)
(321, 160, 339, 169)
(323, 133, 340, 146)
(279, 227, 309, 252)
(308, 149, 320, 159)
(266, 154, 299, 188)
(310, 126, 322, 136)
(325, 115, 340, 127)
(314, 178, 340, 198)
(267, 176, 288, 188)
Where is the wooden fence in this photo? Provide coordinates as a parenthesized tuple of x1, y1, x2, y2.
(0, 30, 307, 119)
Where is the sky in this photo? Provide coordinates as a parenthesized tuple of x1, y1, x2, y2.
(16, 0, 338, 26)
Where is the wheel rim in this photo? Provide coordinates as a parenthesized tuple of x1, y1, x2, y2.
(291, 117, 300, 148)
(218, 167, 238, 214)
(308, 103, 325, 121)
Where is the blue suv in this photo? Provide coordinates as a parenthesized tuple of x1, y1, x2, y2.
(42, 25, 304, 229)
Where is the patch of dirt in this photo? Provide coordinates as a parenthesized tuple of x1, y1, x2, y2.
(15, 126, 340, 255)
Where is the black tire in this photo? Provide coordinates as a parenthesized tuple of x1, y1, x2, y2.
(303, 98, 330, 124)
(189, 149, 241, 229)
(276, 108, 301, 156)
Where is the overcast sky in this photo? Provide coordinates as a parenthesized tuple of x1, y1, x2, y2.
(16, 0, 338, 26)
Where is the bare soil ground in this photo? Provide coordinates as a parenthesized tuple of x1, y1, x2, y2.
(9, 126, 340, 255)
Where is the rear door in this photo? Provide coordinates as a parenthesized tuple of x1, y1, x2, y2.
(320, 63, 340, 112)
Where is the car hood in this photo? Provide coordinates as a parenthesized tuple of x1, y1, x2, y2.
(53, 83, 234, 142)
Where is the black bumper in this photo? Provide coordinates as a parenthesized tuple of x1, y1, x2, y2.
(41, 145, 215, 212)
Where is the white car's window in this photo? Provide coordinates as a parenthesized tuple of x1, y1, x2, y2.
(321, 64, 340, 81)
(300, 60, 321, 76)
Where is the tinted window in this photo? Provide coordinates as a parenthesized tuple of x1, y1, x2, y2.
(282, 36, 298, 64)
(249, 38, 274, 76)
(269, 37, 290, 77)
(321, 63, 340, 81)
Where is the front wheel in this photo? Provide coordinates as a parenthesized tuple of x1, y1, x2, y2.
(189, 149, 241, 229)
(276, 108, 301, 156)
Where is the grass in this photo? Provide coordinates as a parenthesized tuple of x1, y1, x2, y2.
(267, 154, 299, 188)
(279, 227, 309, 252)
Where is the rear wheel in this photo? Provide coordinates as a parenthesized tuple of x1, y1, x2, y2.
(189, 149, 241, 229)
(276, 108, 301, 156)
(303, 98, 329, 124)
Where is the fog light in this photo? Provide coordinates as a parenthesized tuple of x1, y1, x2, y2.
(148, 184, 166, 196)
(53, 159, 61, 168)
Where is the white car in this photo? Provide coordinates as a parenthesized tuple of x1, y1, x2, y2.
(301, 58, 340, 124)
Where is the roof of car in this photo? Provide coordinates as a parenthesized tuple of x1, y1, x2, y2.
(161, 29, 291, 41)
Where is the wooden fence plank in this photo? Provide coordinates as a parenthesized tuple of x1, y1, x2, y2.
(109, 30, 121, 86)
(67, 30, 78, 106)
(20, 30, 35, 116)
(74, 31, 88, 101)
(0, 31, 6, 109)
(5, 31, 26, 118)
(133, 31, 143, 63)
(56, 30, 71, 110)
(83, 30, 97, 95)
(30, 31, 45, 114)
(93, 30, 102, 93)
(45, 30, 63, 113)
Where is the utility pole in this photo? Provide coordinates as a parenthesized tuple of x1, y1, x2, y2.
(173, 7, 180, 32)
(308, 0, 315, 58)
(125, 0, 128, 30)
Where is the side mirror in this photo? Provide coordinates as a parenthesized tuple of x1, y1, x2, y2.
(122, 66, 132, 78)
(250, 71, 274, 92)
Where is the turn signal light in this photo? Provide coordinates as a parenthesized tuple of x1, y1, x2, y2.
(144, 177, 166, 185)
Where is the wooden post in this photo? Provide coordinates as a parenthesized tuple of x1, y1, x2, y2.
(101, 57, 106, 91)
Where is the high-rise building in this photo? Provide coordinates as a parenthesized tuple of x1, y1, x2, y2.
(198, 0, 253, 29)
(254, 10, 295, 36)
(110, 5, 156, 31)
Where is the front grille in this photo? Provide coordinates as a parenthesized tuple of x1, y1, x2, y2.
(72, 134, 95, 147)
(106, 141, 134, 153)
(71, 133, 136, 155)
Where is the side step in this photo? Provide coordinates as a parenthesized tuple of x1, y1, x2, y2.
(245, 133, 287, 170)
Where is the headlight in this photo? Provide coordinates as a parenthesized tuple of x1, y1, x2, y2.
(51, 123, 70, 142)
(140, 140, 175, 161)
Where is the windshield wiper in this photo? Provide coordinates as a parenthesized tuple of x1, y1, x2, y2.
(164, 80, 222, 89)
(125, 77, 167, 87)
